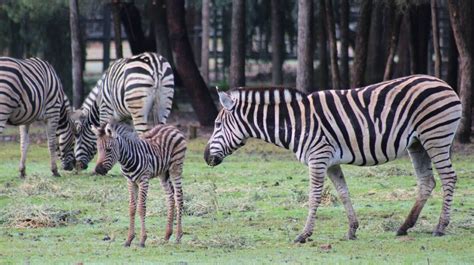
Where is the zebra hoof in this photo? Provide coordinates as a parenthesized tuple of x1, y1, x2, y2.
(294, 234, 311, 244)
(52, 170, 61, 177)
(139, 242, 146, 248)
(19, 170, 26, 179)
(124, 241, 131, 247)
(347, 233, 357, 240)
(396, 229, 408, 236)
(432, 231, 445, 237)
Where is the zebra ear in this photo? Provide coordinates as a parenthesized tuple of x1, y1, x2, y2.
(218, 91, 235, 110)
(105, 124, 118, 139)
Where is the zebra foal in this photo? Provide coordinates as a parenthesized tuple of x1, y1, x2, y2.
(92, 123, 186, 247)
(0, 57, 75, 177)
(204, 75, 462, 242)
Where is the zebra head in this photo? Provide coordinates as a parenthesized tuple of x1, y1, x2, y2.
(72, 110, 97, 171)
(57, 97, 76, 171)
(91, 124, 119, 175)
(204, 90, 247, 166)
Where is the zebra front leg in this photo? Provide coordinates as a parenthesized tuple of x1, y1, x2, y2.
(160, 176, 175, 241)
(125, 180, 138, 247)
(18, 125, 30, 179)
(327, 165, 359, 240)
(46, 118, 60, 177)
(397, 142, 435, 236)
(137, 178, 149, 247)
(294, 162, 327, 243)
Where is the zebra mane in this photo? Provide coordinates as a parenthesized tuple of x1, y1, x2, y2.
(228, 87, 307, 105)
(109, 123, 138, 139)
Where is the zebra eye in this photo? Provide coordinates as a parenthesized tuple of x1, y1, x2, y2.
(105, 147, 112, 152)
(215, 122, 222, 128)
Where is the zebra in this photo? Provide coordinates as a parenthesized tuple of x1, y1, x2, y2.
(0, 57, 75, 178)
(204, 75, 462, 242)
(73, 52, 174, 170)
(91, 123, 186, 247)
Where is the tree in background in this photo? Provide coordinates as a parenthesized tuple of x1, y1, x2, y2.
(166, 0, 217, 126)
(112, 0, 123, 58)
(271, 0, 283, 85)
(448, 0, 473, 143)
(69, 0, 84, 109)
(351, 0, 372, 88)
(383, 2, 403, 81)
(230, 0, 245, 88)
(339, 0, 350, 88)
(317, 0, 329, 90)
(324, 0, 340, 90)
(431, 0, 441, 78)
(201, 0, 210, 83)
(296, 0, 313, 93)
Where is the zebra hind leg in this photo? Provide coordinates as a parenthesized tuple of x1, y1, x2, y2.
(160, 174, 175, 241)
(18, 125, 30, 179)
(46, 118, 60, 177)
(424, 144, 457, 236)
(125, 180, 138, 247)
(137, 178, 150, 247)
(327, 165, 359, 239)
(397, 141, 435, 236)
(170, 166, 184, 244)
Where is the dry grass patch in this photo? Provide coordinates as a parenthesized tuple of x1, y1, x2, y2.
(1, 205, 80, 228)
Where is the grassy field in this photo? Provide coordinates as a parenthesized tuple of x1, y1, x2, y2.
(0, 138, 473, 264)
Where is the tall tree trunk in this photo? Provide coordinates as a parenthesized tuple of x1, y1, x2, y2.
(112, 0, 123, 59)
(150, 0, 174, 65)
(340, 0, 350, 88)
(325, 0, 340, 89)
(394, 16, 411, 78)
(366, 2, 384, 84)
(271, 0, 284, 85)
(166, 0, 217, 126)
(297, 0, 313, 93)
(103, 4, 111, 71)
(409, 3, 431, 74)
(351, 0, 372, 88)
(383, 11, 402, 81)
(447, 22, 458, 90)
(318, 0, 328, 90)
(448, 0, 473, 143)
(120, 2, 152, 55)
(431, 0, 441, 78)
(230, 0, 246, 87)
(201, 0, 210, 83)
(69, 0, 84, 109)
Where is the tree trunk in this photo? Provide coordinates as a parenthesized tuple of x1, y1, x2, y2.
(230, 0, 246, 88)
(271, 0, 284, 85)
(150, 0, 174, 65)
(297, 0, 313, 93)
(201, 0, 210, 83)
(394, 16, 411, 78)
(325, 0, 340, 89)
(431, 0, 441, 78)
(318, 0, 328, 90)
(409, 3, 431, 74)
(120, 2, 153, 55)
(69, 0, 84, 109)
(339, 0, 350, 88)
(112, 0, 123, 59)
(366, 2, 384, 84)
(448, 0, 473, 143)
(383, 11, 402, 81)
(447, 22, 458, 91)
(166, 0, 217, 126)
(351, 0, 372, 88)
(102, 4, 111, 71)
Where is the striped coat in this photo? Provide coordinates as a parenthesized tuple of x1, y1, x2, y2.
(92, 123, 186, 247)
(73, 52, 174, 170)
(204, 75, 462, 242)
(0, 57, 75, 177)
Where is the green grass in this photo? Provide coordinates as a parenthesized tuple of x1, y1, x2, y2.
(0, 138, 473, 264)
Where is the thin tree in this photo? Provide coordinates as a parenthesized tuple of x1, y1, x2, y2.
(271, 0, 284, 85)
(201, 0, 210, 83)
(318, 0, 328, 90)
(112, 0, 123, 58)
(446, 24, 458, 90)
(383, 9, 402, 80)
(297, 0, 313, 93)
(230, 0, 246, 88)
(102, 5, 111, 71)
(325, 0, 340, 89)
(151, 0, 174, 65)
(339, 0, 350, 88)
(431, 0, 441, 78)
(69, 0, 83, 109)
(409, 3, 431, 74)
(351, 0, 372, 88)
(447, 0, 473, 143)
(166, 0, 218, 126)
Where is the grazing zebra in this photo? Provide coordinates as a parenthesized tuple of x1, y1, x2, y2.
(73, 52, 174, 170)
(92, 123, 186, 247)
(0, 57, 75, 178)
(204, 75, 462, 242)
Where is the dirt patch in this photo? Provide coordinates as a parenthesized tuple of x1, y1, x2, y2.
(1, 205, 80, 228)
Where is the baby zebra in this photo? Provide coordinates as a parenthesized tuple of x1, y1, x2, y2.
(92, 123, 186, 247)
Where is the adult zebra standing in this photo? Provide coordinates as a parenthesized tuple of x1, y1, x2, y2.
(0, 57, 75, 178)
(204, 75, 462, 242)
(73, 52, 174, 170)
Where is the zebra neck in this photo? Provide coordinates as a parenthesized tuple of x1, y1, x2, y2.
(117, 137, 142, 167)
